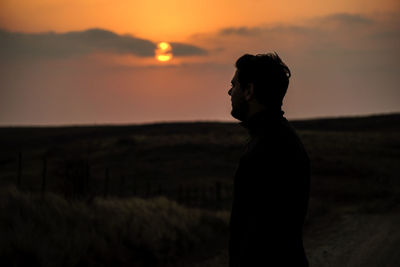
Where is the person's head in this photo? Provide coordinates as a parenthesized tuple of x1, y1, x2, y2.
(228, 53, 291, 121)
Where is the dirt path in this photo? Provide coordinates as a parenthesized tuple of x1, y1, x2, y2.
(305, 210, 400, 267)
(192, 210, 400, 267)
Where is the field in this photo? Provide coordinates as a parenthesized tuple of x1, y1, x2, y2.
(1, 114, 400, 266)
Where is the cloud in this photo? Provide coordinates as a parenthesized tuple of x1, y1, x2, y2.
(207, 12, 400, 57)
(219, 26, 262, 36)
(317, 13, 374, 26)
(217, 13, 374, 38)
(0, 28, 207, 60)
(169, 42, 207, 56)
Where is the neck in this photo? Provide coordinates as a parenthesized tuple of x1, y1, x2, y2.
(240, 106, 284, 134)
(245, 104, 283, 122)
(244, 102, 266, 121)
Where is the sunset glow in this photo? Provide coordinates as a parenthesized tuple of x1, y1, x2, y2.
(0, 1, 399, 125)
(155, 42, 173, 62)
(157, 54, 172, 62)
(1, 0, 398, 41)
(159, 42, 170, 51)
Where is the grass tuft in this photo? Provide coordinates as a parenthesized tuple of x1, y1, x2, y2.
(0, 186, 229, 267)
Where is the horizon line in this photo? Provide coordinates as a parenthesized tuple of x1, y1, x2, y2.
(1, 111, 399, 128)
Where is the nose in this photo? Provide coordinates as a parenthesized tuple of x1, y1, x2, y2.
(228, 88, 232, 96)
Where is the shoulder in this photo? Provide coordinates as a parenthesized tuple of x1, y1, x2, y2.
(246, 119, 309, 163)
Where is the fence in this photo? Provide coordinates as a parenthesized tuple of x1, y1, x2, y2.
(10, 151, 233, 209)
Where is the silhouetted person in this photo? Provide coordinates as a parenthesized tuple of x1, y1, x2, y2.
(228, 53, 310, 267)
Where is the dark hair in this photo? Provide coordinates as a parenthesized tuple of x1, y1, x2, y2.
(235, 53, 291, 108)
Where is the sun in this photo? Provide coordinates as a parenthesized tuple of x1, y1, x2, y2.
(159, 42, 170, 51)
(155, 42, 173, 62)
(157, 54, 172, 62)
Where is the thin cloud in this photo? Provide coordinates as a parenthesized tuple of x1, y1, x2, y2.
(206, 12, 400, 63)
(0, 28, 207, 60)
(219, 26, 262, 36)
(169, 42, 207, 56)
(317, 13, 374, 26)
(217, 13, 374, 37)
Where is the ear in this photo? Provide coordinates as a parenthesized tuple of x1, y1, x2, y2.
(244, 83, 254, 101)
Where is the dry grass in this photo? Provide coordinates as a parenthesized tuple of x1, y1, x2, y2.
(0, 186, 229, 267)
(1, 115, 399, 266)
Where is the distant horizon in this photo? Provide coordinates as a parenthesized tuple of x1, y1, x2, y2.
(1, 111, 399, 128)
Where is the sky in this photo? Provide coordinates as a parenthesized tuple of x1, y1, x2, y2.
(0, 0, 399, 125)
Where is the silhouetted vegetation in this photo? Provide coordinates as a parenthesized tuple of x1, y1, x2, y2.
(0, 186, 228, 267)
(1, 113, 399, 266)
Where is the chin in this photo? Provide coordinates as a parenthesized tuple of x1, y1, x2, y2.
(231, 100, 248, 121)
(231, 109, 245, 122)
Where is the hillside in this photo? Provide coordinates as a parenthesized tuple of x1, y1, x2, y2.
(1, 113, 400, 266)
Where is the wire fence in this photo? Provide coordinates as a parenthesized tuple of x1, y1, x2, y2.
(8, 151, 233, 210)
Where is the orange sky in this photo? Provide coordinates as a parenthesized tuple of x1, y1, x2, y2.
(1, 0, 399, 41)
(0, 1, 399, 125)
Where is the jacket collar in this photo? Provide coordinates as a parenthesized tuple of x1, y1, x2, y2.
(240, 109, 285, 136)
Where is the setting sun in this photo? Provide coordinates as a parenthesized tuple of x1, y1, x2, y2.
(159, 42, 170, 51)
(157, 54, 172, 62)
(155, 42, 173, 62)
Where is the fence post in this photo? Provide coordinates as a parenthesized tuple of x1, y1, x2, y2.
(17, 151, 22, 189)
(186, 186, 191, 205)
(104, 167, 109, 198)
(193, 187, 198, 206)
(157, 184, 163, 196)
(216, 182, 222, 209)
(132, 177, 136, 196)
(119, 174, 125, 197)
(41, 156, 47, 197)
(201, 186, 207, 207)
(178, 184, 183, 203)
(85, 160, 90, 196)
(146, 181, 151, 198)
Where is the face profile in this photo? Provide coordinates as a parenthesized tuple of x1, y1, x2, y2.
(228, 71, 249, 121)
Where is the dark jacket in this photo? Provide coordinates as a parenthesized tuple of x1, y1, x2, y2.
(229, 110, 310, 267)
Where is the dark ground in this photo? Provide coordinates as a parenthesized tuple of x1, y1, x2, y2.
(1, 113, 399, 266)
